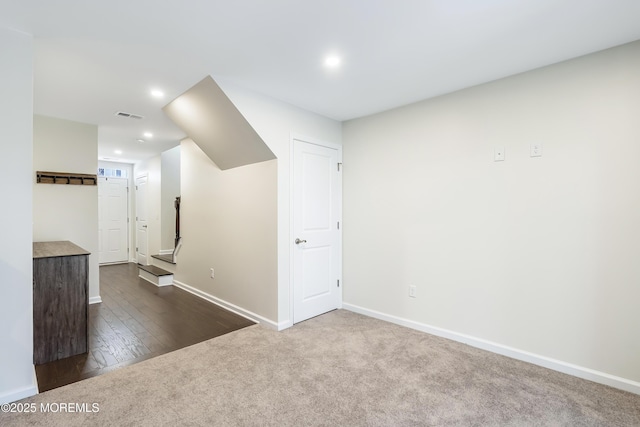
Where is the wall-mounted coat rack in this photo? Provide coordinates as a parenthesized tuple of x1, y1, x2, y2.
(36, 171, 97, 186)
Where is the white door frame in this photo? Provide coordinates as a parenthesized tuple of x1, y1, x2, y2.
(289, 134, 342, 325)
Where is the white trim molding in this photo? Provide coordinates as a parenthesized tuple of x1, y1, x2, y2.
(173, 280, 278, 330)
(0, 370, 38, 404)
(278, 319, 293, 331)
(0, 384, 38, 404)
(89, 296, 102, 305)
(343, 303, 640, 396)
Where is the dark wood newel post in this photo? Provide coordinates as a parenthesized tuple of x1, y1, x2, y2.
(174, 196, 181, 247)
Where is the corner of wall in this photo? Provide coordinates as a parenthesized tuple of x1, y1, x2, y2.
(0, 25, 36, 404)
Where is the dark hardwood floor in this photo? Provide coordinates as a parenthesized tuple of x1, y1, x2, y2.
(35, 263, 255, 392)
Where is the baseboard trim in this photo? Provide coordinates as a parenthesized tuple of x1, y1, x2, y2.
(159, 249, 174, 256)
(89, 296, 102, 305)
(0, 381, 38, 405)
(343, 303, 640, 395)
(98, 261, 129, 266)
(277, 319, 293, 331)
(173, 280, 278, 330)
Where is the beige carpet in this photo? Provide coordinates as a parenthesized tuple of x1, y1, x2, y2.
(2, 310, 639, 426)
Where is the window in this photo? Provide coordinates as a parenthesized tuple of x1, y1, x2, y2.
(98, 168, 128, 178)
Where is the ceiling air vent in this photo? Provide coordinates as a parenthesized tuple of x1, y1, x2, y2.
(115, 111, 144, 120)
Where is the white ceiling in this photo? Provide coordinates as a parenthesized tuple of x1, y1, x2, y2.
(2, 0, 640, 163)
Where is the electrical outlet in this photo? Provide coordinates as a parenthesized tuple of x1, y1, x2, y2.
(409, 285, 417, 298)
(210, 268, 215, 279)
(530, 143, 543, 157)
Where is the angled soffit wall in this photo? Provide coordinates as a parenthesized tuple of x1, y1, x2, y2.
(163, 76, 275, 170)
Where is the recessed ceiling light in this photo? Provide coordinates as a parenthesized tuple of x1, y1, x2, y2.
(114, 149, 122, 155)
(151, 89, 165, 98)
(137, 139, 145, 143)
(324, 55, 341, 68)
(144, 132, 153, 138)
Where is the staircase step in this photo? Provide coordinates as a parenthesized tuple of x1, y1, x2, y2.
(138, 264, 172, 276)
(138, 264, 173, 287)
(151, 254, 175, 265)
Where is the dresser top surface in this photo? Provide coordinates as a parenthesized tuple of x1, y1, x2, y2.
(33, 241, 91, 259)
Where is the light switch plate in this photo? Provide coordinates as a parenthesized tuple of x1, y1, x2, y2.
(494, 147, 505, 162)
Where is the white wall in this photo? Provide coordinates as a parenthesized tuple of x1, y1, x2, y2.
(180, 80, 342, 327)
(134, 155, 161, 262)
(161, 146, 181, 252)
(32, 116, 100, 302)
(343, 41, 640, 388)
(177, 140, 278, 321)
(0, 27, 36, 404)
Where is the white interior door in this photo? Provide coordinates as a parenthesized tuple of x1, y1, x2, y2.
(135, 175, 149, 266)
(98, 177, 129, 264)
(292, 138, 342, 323)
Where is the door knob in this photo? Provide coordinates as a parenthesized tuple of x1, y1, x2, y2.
(142, 225, 148, 228)
(295, 238, 307, 244)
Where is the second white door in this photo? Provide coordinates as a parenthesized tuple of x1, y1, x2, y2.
(135, 175, 149, 266)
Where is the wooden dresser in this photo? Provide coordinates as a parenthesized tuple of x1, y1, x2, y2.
(33, 241, 90, 365)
